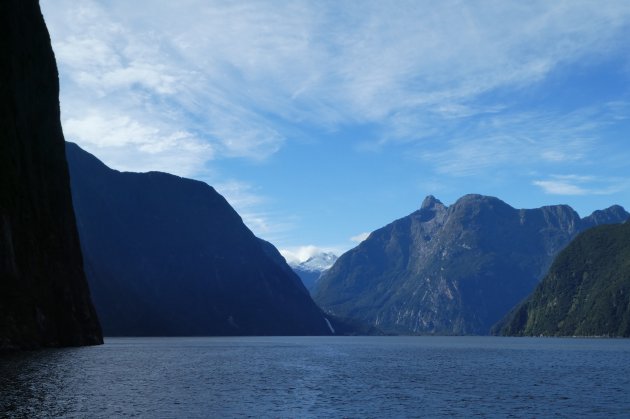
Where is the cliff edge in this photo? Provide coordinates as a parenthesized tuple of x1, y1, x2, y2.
(0, 0, 102, 350)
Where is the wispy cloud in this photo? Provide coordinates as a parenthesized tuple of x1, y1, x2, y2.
(212, 180, 298, 243)
(40, 0, 630, 246)
(533, 179, 590, 196)
(42, 0, 630, 167)
(415, 104, 622, 177)
(62, 111, 211, 176)
(350, 232, 370, 243)
(534, 175, 626, 196)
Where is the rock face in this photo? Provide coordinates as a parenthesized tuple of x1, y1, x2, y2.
(496, 222, 630, 337)
(0, 0, 102, 350)
(313, 195, 629, 335)
(66, 143, 333, 336)
(290, 253, 338, 293)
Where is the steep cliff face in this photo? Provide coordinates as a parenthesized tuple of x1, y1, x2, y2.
(0, 0, 102, 350)
(496, 222, 630, 337)
(314, 195, 628, 335)
(66, 143, 333, 336)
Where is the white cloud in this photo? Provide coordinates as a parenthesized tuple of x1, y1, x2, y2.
(101, 64, 178, 95)
(533, 180, 589, 196)
(39, 0, 630, 246)
(55, 35, 180, 95)
(65, 113, 157, 148)
(214, 180, 266, 209)
(280, 245, 339, 265)
(43, 0, 289, 172)
(416, 104, 617, 177)
(63, 112, 212, 177)
(41, 0, 630, 168)
(207, 115, 284, 160)
(350, 232, 370, 243)
(211, 180, 298, 244)
(540, 150, 572, 163)
(54, 36, 119, 70)
(533, 175, 625, 196)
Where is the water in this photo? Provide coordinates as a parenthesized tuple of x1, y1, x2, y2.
(1, 336, 630, 418)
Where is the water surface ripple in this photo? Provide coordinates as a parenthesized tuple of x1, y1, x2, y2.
(1, 336, 629, 418)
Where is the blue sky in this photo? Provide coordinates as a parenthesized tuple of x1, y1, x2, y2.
(41, 0, 630, 262)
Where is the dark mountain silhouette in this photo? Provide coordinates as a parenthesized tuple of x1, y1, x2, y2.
(66, 142, 334, 336)
(314, 194, 628, 335)
(496, 221, 630, 337)
(0, 0, 102, 350)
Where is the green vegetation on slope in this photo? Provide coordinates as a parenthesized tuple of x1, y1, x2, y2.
(497, 222, 630, 337)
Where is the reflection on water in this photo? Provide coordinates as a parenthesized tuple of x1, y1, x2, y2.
(1, 336, 630, 418)
(1, 348, 81, 417)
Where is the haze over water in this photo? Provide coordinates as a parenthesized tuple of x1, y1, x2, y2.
(2, 336, 629, 417)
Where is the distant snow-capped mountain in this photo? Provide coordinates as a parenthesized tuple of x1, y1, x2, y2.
(290, 252, 338, 293)
(295, 252, 338, 272)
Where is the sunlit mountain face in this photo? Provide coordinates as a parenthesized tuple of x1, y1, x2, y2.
(314, 195, 628, 335)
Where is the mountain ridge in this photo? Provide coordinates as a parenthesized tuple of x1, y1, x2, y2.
(314, 194, 628, 335)
(66, 142, 334, 336)
(495, 221, 630, 337)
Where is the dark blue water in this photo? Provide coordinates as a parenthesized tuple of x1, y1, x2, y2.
(1, 336, 629, 418)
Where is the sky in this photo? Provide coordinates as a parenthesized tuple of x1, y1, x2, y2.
(40, 0, 630, 263)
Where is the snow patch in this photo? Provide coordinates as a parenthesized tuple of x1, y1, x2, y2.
(285, 250, 338, 272)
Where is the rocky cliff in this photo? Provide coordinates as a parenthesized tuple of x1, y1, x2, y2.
(314, 195, 628, 335)
(496, 221, 630, 337)
(66, 142, 334, 336)
(0, 0, 102, 350)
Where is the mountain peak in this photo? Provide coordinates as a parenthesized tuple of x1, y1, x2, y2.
(454, 194, 505, 206)
(290, 252, 339, 293)
(421, 195, 444, 210)
(296, 252, 339, 271)
(584, 205, 629, 226)
(66, 142, 334, 336)
(315, 193, 629, 335)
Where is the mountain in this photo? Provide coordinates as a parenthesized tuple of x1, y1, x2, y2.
(290, 252, 338, 293)
(65, 142, 334, 336)
(313, 194, 629, 335)
(496, 221, 630, 337)
(0, 0, 102, 350)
